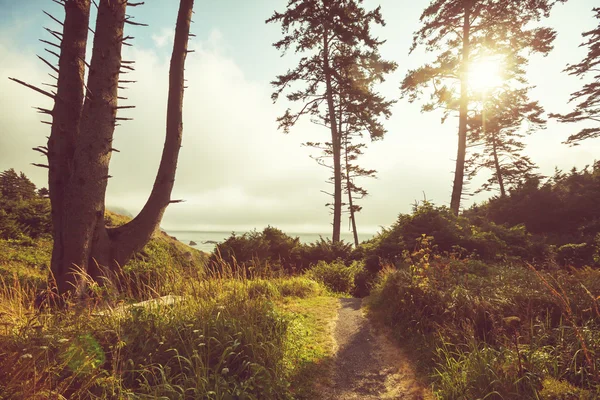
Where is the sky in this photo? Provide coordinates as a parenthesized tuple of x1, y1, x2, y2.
(0, 0, 598, 235)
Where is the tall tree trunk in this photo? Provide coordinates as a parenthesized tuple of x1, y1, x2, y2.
(109, 0, 194, 267)
(345, 141, 360, 247)
(491, 133, 506, 197)
(46, 0, 194, 296)
(323, 27, 342, 243)
(450, 5, 471, 215)
(48, 0, 91, 293)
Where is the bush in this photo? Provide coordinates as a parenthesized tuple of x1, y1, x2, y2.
(308, 260, 363, 294)
(556, 242, 596, 267)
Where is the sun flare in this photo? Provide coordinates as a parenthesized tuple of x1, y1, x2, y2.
(468, 57, 504, 93)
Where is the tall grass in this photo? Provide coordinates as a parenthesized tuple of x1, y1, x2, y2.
(368, 246, 600, 399)
(0, 257, 326, 399)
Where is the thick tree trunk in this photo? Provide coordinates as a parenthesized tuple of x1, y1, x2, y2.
(450, 6, 471, 215)
(48, 0, 92, 294)
(491, 133, 506, 197)
(323, 28, 342, 243)
(47, 0, 194, 297)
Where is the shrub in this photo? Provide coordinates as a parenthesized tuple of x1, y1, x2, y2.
(308, 260, 363, 294)
(556, 242, 596, 267)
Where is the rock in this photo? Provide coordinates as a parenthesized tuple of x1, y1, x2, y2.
(203, 240, 219, 244)
(189, 240, 197, 246)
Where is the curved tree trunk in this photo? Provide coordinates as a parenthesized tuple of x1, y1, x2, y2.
(43, 0, 194, 297)
(450, 5, 471, 215)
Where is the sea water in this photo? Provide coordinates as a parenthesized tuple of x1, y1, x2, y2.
(165, 230, 374, 253)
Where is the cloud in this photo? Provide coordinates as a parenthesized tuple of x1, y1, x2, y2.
(151, 28, 173, 48)
(2, 3, 600, 236)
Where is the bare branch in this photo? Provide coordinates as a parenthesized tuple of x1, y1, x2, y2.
(43, 10, 63, 26)
(37, 55, 59, 74)
(9, 77, 55, 99)
(32, 163, 50, 169)
(39, 39, 60, 49)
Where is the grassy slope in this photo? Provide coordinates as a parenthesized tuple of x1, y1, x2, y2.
(0, 211, 342, 399)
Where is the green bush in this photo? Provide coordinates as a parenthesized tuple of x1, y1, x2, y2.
(556, 242, 596, 267)
(308, 260, 363, 294)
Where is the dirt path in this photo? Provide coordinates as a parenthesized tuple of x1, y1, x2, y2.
(319, 298, 431, 400)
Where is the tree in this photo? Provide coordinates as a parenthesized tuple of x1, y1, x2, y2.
(402, 0, 563, 214)
(466, 89, 545, 197)
(552, 7, 600, 144)
(0, 169, 37, 201)
(10, 0, 195, 297)
(267, 0, 395, 243)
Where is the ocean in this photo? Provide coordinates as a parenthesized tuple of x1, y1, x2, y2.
(165, 230, 376, 252)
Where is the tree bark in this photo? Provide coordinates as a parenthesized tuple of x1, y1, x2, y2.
(48, 0, 92, 294)
(345, 143, 360, 247)
(450, 5, 471, 215)
(108, 0, 194, 267)
(47, 0, 194, 296)
(323, 27, 342, 244)
(491, 133, 506, 197)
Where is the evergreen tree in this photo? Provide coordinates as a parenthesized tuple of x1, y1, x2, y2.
(466, 88, 545, 197)
(402, 0, 563, 214)
(0, 169, 37, 200)
(10, 0, 194, 297)
(267, 0, 395, 243)
(552, 7, 600, 144)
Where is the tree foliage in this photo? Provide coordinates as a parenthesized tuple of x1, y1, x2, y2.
(268, 0, 395, 242)
(552, 7, 600, 144)
(403, 0, 563, 213)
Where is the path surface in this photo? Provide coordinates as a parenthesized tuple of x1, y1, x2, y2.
(320, 298, 430, 400)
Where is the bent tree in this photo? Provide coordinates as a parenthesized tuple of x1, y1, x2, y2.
(10, 0, 195, 296)
(267, 0, 395, 243)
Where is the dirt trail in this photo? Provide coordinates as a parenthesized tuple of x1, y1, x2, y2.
(319, 298, 431, 400)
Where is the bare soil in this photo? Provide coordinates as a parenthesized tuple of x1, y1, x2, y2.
(319, 298, 432, 400)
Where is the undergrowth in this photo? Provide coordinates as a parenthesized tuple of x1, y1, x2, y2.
(368, 238, 600, 399)
(0, 262, 329, 399)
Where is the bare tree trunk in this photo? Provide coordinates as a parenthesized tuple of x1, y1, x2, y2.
(323, 27, 342, 243)
(109, 0, 194, 267)
(42, 0, 194, 296)
(491, 133, 506, 197)
(48, 0, 91, 293)
(450, 5, 471, 215)
(345, 146, 360, 247)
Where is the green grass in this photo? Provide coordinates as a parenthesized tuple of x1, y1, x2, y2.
(0, 266, 336, 399)
(367, 256, 600, 399)
(281, 296, 339, 399)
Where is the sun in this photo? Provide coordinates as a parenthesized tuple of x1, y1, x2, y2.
(468, 57, 504, 93)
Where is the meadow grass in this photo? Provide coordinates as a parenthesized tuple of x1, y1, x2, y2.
(367, 255, 600, 400)
(0, 257, 336, 399)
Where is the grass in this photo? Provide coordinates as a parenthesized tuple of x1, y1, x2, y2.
(0, 225, 340, 400)
(367, 250, 600, 399)
(281, 296, 339, 399)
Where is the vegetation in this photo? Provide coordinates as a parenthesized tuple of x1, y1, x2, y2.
(368, 244, 600, 399)
(10, 0, 194, 297)
(402, 0, 563, 213)
(3, 0, 600, 399)
(267, 0, 396, 243)
(552, 6, 600, 143)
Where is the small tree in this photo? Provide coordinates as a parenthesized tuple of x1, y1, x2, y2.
(10, 0, 195, 297)
(552, 7, 600, 144)
(267, 0, 395, 243)
(466, 88, 545, 197)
